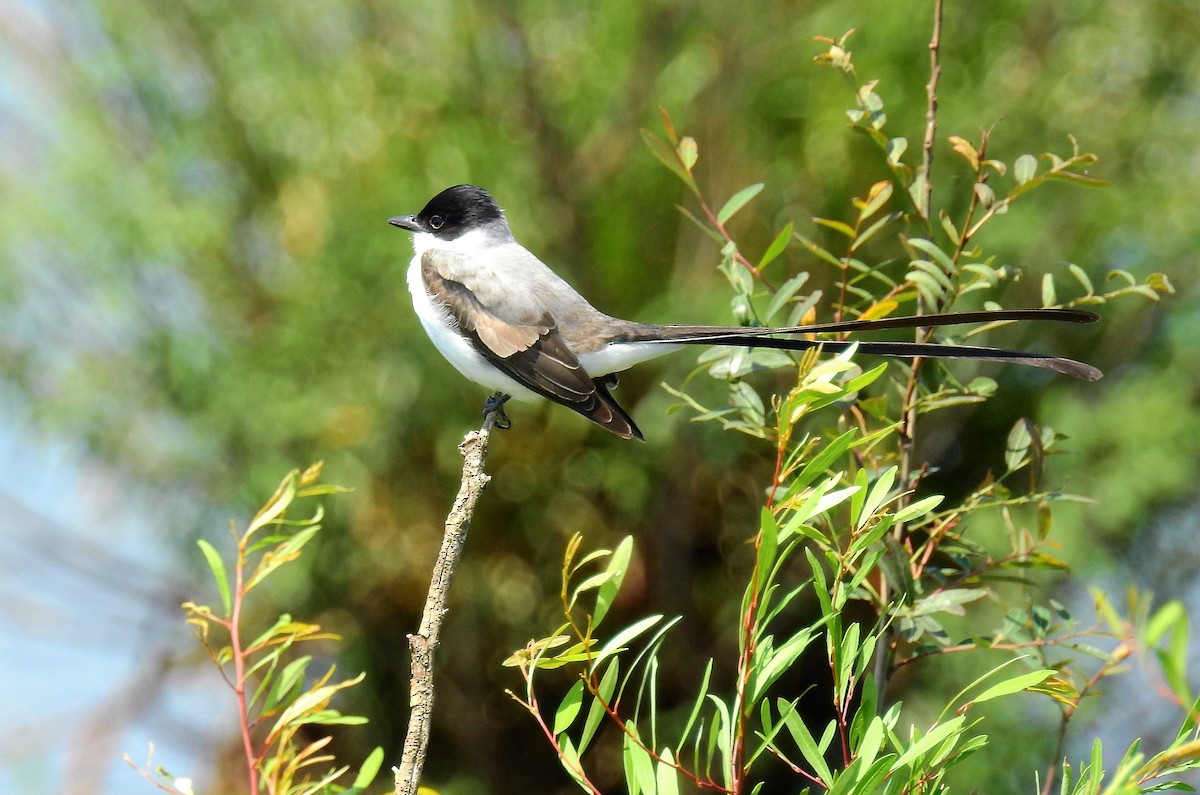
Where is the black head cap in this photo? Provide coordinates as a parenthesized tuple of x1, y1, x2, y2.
(388, 184, 506, 240)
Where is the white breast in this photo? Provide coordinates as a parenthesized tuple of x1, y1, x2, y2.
(406, 252, 539, 400)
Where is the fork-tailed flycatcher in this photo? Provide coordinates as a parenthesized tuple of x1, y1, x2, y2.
(388, 184, 1101, 441)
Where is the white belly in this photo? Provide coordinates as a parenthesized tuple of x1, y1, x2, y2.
(406, 256, 538, 400)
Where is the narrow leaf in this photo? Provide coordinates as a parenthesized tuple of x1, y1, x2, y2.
(1042, 273, 1057, 307)
(656, 749, 681, 795)
(892, 716, 965, 769)
(351, 746, 385, 789)
(971, 669, 1056, 704)
(778, 699, 833, 785)
(893, 494, 944, 524)
(554, 679, 586, 735)
(641, 129, 699, 195)
(814, 217, 856, 238)
(756, 509, 779, 593)
(718, 183, 765, 225)
(197, 539, 232, 616)
(857, 180, 894, 222)
(593, 537, 634, 627)
(594, 615, 663, 666)
(579, 659, 619, 754)
(758, 222, 794, 270)
(763, 272, 809, 323)
(1067, 263, 1094, 296)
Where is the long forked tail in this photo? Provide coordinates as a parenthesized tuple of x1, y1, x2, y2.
(628, 307, 1103, 381)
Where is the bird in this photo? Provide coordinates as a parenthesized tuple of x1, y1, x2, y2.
(388, 184, 1101, 441)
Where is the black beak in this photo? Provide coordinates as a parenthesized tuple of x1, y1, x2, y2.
(388, 214, 421, 232)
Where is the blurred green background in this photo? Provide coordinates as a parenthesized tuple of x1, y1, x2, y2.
(1, 0, 1196, 792)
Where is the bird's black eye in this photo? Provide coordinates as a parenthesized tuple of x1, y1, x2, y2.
(429, 215, 444, 230)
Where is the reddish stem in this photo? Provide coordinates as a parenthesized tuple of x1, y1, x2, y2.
(230, 541, 259, 794)
(520, 680, 604, 795)
(730, 529, 769, 793)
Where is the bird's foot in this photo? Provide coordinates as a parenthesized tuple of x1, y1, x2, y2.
(483, 392, 512, 430)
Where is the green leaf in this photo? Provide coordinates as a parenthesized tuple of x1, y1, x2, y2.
(1014, 154, 1038, 184)
(856, 466, 897, 530)
(962, 262, 1001, 287)
(908, 171, 929, 214)
(787, 429, 858, 496)
(641, 129, 699, 195)
(265, 654, 312, 712)
(856, 715, 885, 771)
(974, 182, 996, 209)
(763, 272, 809, 324)
(707, 695, 734, 787)
(892, 716, 965, 770)
(1005, 419, 1034, 472)
(678, 137, 698, 171)
(731, 380, 765, 425)
(579, 659, 619, 754)
(304, 710, 370, 726)
(351, 746, 385, 789)
(556, 735, 589, 792)
(718, 183, 765, 225)
(751, 626, 818, 702)
(852, 212, 897, 250)
(756, 509, 779, 593)
(910, 260, 955, 292)
(778, 699, 833, 785)
(245, 525, 321, 591)
(1044, 170, 1109, 188)
(1042, 273, 1057, 307)
(857, 181, 894, 222)
(834, 621, 860, 704)
(794, 231, 845, 268)
(893, 494, 943, 524)
(907, 240, 956, 277)
(197, 539, 232, 616)
(1147, 272, 1176, 295)
(656, 749, 681, 795)
(554, 679, 586, 735)
(269, 672, 365, 736)
(758, 222, 794, 270)
(814, 217, 856, 238)
(909, 588, 988, 618)
(1146, 600, 1186, 646)
(248, 470, 298, 536)
(849, 468, 869, 529)
(907, 268, 945, 305)
(939, 212, 961, 247)
(594, 615, 664, 666)
(969, 669, 1055, 704)
(1066, 263, 1094, 296)
(593, 536, 634, 627)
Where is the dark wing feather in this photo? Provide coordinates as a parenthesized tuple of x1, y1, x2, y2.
(421, 251, 642, 439)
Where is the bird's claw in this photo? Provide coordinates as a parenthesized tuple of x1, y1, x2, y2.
(483, 392, 512, 430)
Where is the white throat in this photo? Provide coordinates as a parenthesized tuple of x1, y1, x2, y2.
(411, 227, 504, 258)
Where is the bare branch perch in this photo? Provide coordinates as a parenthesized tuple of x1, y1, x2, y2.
(394, 408, 502, 794)
(917, 0, 943, 221)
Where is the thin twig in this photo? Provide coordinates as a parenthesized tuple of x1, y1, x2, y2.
(394, 408, 501, 795)
(918, 0, 943, 221)
(877, 0, 944, 708)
